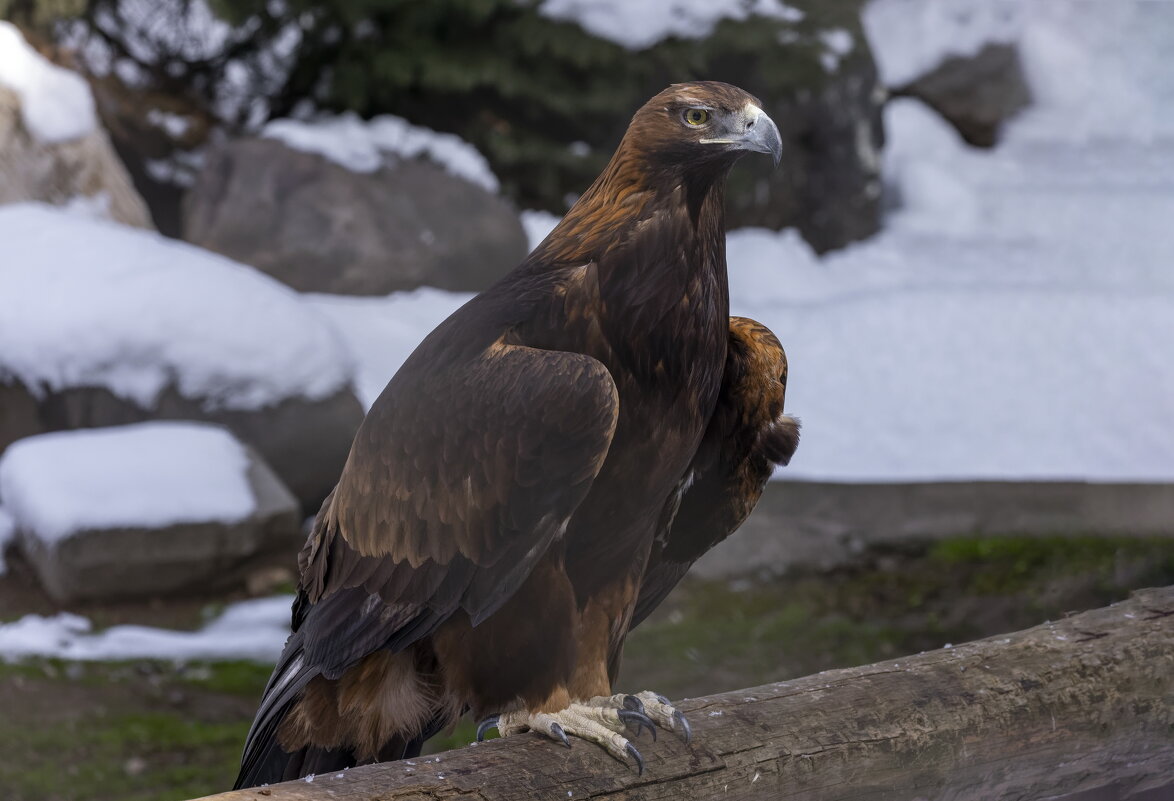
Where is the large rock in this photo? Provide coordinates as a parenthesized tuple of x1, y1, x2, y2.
(0, 423, 302, 603)
(725, 56, 886, 253)
(0, 203, 365, 511)
(0, 380, 360, 514)
(0, 84, 153, 228)
(899, 43, 1031, 147)
(184, 137, 530, 295)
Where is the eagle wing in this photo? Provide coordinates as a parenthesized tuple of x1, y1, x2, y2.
(629, 318, 799, 634)
(240, 336, 619, 779)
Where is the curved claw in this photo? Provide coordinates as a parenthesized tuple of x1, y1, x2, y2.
(475, 714, 499, 742)
(674, 709, 692, 745)
(550, 721, 572, 748)
(618, 709, 657, 741)
(622, 694, 645, 715)
(624, 741, 645, 775)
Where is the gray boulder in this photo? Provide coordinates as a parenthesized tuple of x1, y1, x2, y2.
(183, 138, 529, 295)
(0, 380, 360, 513)
(726, 60, 886, 254)
(898, 43, 1031, 147)
(4, 430, 302, 604)
(0, 85, 153, 228)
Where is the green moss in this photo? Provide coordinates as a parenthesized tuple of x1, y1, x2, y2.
(0, 706, 248, 801)
(178, 661, 274, 697)
(621, 534, 1174, 698)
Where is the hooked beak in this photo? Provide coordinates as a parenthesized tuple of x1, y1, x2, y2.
(740, 105, 782, 166)
(701, 104, 783, 166)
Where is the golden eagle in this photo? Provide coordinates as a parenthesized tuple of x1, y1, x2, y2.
(236, 81, 799, 787)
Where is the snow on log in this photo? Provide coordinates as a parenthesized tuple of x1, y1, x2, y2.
(198, 585, 1174, 801)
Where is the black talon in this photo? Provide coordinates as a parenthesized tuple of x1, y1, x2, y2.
(622, 694, 645, 715)
(475, 714, 499, 742)
(618, 709, 657, 741)
(625, 742, 645, 776)
(655, 694, 671, 705)
(550, 722, 571, 748)
(674, 710, 693, 745)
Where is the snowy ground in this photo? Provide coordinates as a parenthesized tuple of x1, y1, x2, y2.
(0, 595, 293, 663)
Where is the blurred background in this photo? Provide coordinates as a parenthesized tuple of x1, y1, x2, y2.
(1, 1, 1172, 799)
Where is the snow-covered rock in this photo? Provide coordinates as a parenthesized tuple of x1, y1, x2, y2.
(863, 0, 1174, 143)
(183, 135, 528, 295)
(0, 204, 363, 508)
(899, 42, 1031, 146)
(0, 594, 294, 663)
(0, 423, 300, 602)
(0, 23, 151, 227)
(263, 112, 499, 193)
(0, 21, 95, 142)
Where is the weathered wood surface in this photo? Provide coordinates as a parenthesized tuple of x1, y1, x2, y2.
(198, 586, 1174, 801)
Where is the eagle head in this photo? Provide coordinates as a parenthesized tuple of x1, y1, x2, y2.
(628, 81, 783, 170)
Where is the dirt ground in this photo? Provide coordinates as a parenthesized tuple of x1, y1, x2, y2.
(2, 534, 1173, 801)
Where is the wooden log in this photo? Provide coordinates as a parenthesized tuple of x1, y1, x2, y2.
(197, 586, 1174, 801)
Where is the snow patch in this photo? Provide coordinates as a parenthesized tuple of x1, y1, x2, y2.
(521, 209, 562, 252)
(0, 21, 96, 142)
(881, 98, 984, 236)
(0, 595, 294, 663)
(862, 0, 1020, 87)
(0, 422, 255, 545)
(863, 0, 1174, 143)
(540, 0, 803, 50)
(819, 28, 855, 72)
(305, 290, 471, 410)
(0, 204, 353, 410)
(263, 113, 499, 192)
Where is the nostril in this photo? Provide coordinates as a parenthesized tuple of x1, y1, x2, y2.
(746, 118, 756, 130)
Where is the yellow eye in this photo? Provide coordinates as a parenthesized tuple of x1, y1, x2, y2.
(683, 108, 710, 126)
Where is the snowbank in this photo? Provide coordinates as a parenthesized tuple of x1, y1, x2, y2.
(263, 113, 499, 192)
(0, 507, 14, 576)
(0, 204, 353, 410)
(863, 0, 1174, 142)
(0, 595, 293, 663)
(0, 423, 256, 545)
(305, 290, 472, 410)
(0, 21, 96, 142)
(313, 211, 1174, 483)
(540, 0, 802, 50)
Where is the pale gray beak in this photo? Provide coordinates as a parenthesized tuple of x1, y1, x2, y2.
(740, 105, 782, 166)
(700, 104, 783, 166)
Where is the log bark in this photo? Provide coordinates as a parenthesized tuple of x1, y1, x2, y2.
(197, 586, 1174, 801)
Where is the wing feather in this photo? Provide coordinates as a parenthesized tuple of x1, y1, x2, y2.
(630, 317, 798, 631)
(240, 338, 618, 775)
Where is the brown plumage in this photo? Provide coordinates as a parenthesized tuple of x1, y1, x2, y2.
(235, 81, 798, 788)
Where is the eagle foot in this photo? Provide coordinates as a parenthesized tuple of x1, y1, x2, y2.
(476, 697, 659, 774)
(589, 691, 692, 745)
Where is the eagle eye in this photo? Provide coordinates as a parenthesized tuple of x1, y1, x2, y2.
(683, 108, 710, 126)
